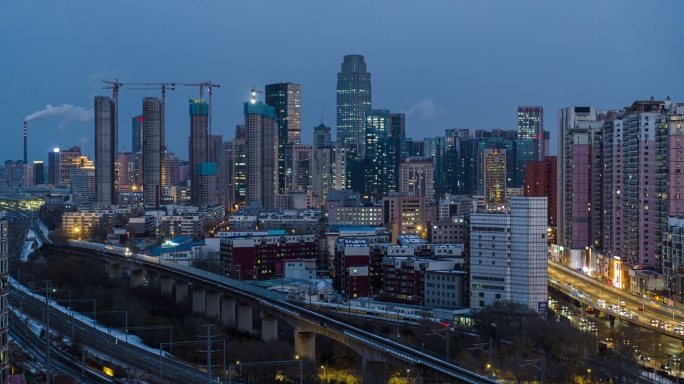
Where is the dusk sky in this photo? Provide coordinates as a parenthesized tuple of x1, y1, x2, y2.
(2, 1, 683, 163)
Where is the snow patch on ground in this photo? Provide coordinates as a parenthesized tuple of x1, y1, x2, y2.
(20, 229, 42, 262)
(10, 277, 167, 356)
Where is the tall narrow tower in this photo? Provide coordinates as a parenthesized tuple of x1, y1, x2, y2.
(245, 91, 277, 208)
(189, 99, 217, 207)
(142, 97, 162, 207)
(517, 106, 544, 160)
(337, 55, 371, 156)
(23, 121, 27, 164)
(265, 82, 301, 194)
(94, 96, 116, 205)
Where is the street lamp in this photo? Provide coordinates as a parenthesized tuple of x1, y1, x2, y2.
(320, 365, 326, 381)
(295, 355, 303, 384)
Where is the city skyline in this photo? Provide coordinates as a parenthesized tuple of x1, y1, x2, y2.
(2, 1, 684, 164)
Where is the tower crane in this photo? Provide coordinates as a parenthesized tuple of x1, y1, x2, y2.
(250, 85, 262, 103)
(124, 83, 176, 149)
(182, 81, 220, 139)
(102, 79, 124, 153)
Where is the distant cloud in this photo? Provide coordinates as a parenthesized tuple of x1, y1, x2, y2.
(88, 68, 134, 85)
(401, 98, 440, 120)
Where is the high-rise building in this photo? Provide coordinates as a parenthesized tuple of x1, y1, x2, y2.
(265, 83, 301, 194)
(313, 123, 332, 149)
(228, 125, 247, 210)
(132, 115, 144, 154)
(95, 96, 116, 205)
(337, 55, 372, 156)
(517, 106, 544, 160)
(132, 115, 144, 182)
(557, 107, 604, 251)
(483, 148, 507, 206)
(142, 97, 162, 207)
(115, 152, 136, 192)
(524, 156, 557, 227)
(399, 157, 434, 201)
(313, 143, 348, 207)
(245, 98, 277, 208)
(33, 160, 44, 185)
(284, 145, 313, 194)
(470, 197, 548, 312)
(0, 210, 9, 382)
(47, 146, 81, 187)
(362, 109, 390, 193)
(189, 99, 217, 207)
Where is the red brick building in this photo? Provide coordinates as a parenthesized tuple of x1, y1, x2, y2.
(524, 156, 557, 226)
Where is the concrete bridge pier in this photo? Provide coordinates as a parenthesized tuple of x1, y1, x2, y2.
(221, 297, 236, 327)
(148, 273, 160, 291)
(261, 310, 278, 342)
(175, 282, 188, 304)
(362, 360, 389, 384)
(206, 292, 220, 320)
(160, 276, 173, 296)
(130, 270, 145, 288)
(192, 287, 206, 315)
(108, 263, 122, 279)
(294, 330, 316, 362)
(237, 303, 252, 333)
(608, 315, 615, 329)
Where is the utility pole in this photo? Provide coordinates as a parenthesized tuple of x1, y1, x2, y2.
(45, 280, 51, 384)
(203, 325, 212, 384)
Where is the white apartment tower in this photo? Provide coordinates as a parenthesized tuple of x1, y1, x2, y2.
(470, 197, 548, 312)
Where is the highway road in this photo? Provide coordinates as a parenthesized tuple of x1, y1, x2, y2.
(549, 261, 684, 337)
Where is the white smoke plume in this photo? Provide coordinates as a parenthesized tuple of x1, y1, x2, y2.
(25, 104, 93, 123)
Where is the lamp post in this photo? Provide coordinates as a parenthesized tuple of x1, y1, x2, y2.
(320, 365, 326, 381)
(295, 355, 303, 384)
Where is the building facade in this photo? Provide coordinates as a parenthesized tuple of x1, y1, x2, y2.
(265, 83, 302, 195)
(469, 197, 548, 311)
(517, 106, 544, 160)
(523, 156, 557, 226)
(142, 97, 162, 207)
(95, 96, 116, 205)
(245, 100, 278, 208)
(337, 55, 372, 156)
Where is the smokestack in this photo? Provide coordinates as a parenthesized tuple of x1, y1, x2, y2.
(23, 121, 27, 164)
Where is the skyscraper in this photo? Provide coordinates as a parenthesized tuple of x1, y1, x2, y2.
(265, 82, 301, 194)
(245, 98, 277, 208)
(517, 106, 544, 160)
(189, 99, 217, 207)
(142, 97, 162, 207)
(337, 55, 371, 156)
(95, 96, 116, 205)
